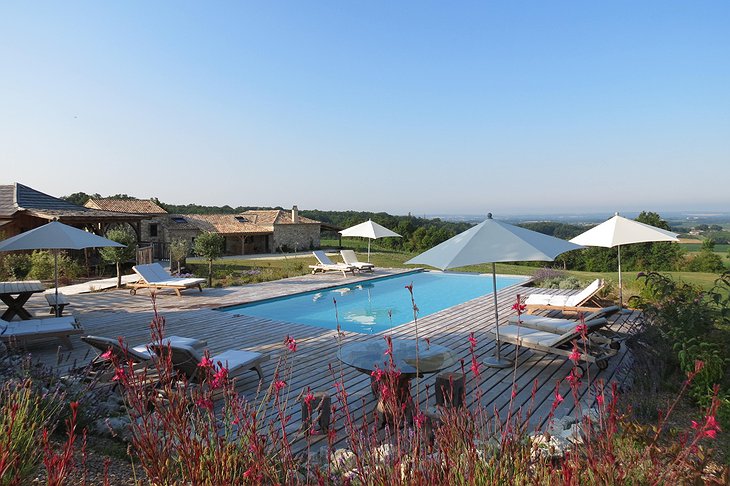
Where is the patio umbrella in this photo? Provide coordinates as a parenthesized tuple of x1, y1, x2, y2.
(0, 221, 125, 316)
(339, 219, 402, 262)
(406, 213, 583, 367)
(570, 213, 678, 307)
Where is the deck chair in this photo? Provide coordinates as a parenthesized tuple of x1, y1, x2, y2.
(508, 305, 621, 333)
(493, 317, 618, 370)
(128, 263, 206, 297)
(150, 342, 269, 384)
(0, 316, 83, 350)
(308, 250, 356, 277)
(340, 250, 375, 272)
(81, 335, 207, 382)
(525, 279, 605, 314)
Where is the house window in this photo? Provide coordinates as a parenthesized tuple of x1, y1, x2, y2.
(234, 216, 247, 223)
(149, 223, 158, 237)
(171, 217, 186, 223)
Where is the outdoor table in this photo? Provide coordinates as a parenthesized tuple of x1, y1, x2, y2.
(0, 280, 45, 321)
(337, 337, 458, 424)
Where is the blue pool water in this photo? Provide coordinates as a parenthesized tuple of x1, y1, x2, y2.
(220, 271, 527, 334)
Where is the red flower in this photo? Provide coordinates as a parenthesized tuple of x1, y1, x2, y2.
(196, 398, 214, 410)
(274, 380, 287, 392)
(554, 390, 564, 404)
(414, 412, 426, 429)
(575, 324, 587, 334)
(100, 349, 113, 360)
(470, 355, 481, 378)
(596, 394, 605, 406)
(405, 283, 413, 293)
(568, 343, 581, 363)
(112, 367, 126, 382)
(211, 367, 228, 389)
(198, 355, 214, 369)
(303, 391, 315, 406)
(566, 369, 581, 386)
(512, 298, 526, 314)
(284, 336, 297, 352)
(468, 333, 477, 348)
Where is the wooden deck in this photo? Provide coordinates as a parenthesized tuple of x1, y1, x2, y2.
(10, 269, 637, 454)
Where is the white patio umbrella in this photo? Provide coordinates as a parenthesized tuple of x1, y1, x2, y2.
(339, 219, 402, 262)
(406, 213, 583, 368)
(570, 213, 678, 307)
(0, 221, 125, 316)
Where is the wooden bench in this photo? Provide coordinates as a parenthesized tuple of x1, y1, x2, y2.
(45, 293, 70, 316)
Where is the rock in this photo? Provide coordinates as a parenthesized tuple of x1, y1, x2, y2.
(0, 340, 7, 358)
(529, 432, 570, 460)
(329, 448, 357, 474)
(561, 424, 584, 445)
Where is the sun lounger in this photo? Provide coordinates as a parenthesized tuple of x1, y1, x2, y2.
(150, 342, 269, 384)
(81, 335, 208, 382)
(309, 250, 356, 277)
(492, 317, 618, 370)
(508, 305, 620, 333)
(128, 263, 206, 296)
(525, 279, 605, 314)
(0, 316, 83, 349)
(340, 250, 375, 272)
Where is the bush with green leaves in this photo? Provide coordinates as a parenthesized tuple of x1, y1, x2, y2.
(26, 250, 83, 283)
(99, 227, 138, 288)
(169, 238, 191, 275)
(194, 232, 224, 286)
(0, 253, 31, 280)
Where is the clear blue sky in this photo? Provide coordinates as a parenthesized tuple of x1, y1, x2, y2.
(1, 1, 728, 216)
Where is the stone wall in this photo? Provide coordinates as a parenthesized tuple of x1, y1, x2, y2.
(272, 224, 320, 252)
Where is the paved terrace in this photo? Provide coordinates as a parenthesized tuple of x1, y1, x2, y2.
(12, 269, 637, 455)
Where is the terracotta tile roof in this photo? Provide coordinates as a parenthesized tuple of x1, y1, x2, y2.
(240, 210, 319, 226)
(167, 214, 272, 234)
(85, 198, 167, 214)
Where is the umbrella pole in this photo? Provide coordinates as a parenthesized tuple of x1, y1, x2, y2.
(484, 263, 512, 368)
(54, 250, 60, 318)
(618, 245, 623, 308)
(367, 239, 371, 262)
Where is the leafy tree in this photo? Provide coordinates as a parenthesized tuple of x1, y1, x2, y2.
(194, 232, 224, 286)
(702, 238, 716, 251)
(99, 227, 137, 288)
(169, 238, 191, 275)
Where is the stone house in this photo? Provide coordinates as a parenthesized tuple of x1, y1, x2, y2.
(84, 198, 167, 243)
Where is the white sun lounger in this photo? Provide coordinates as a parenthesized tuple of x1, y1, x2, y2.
(340, 250, 375, 272)
(1, 316, 83, 349)
(308, 250, 356, 277)
(128, 263, 206, 296)
(525, 279, 605, 314)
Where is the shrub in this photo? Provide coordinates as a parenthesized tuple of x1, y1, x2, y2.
(26, 250, 83, 282)
(0, 253, 31, 280)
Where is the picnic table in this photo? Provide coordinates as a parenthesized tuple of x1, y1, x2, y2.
(0, 280, 45, 321)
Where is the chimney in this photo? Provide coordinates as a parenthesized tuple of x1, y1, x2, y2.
(292, 205, 299, 223)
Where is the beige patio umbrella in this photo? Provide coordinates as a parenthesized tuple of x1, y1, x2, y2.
(570, 213, 679, 307)
(0, 221, 125, 316)
(339, 219, 402, 262)
(407, 214, 583, 368)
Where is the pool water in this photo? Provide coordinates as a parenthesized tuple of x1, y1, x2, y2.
(220, 271, 527, 334)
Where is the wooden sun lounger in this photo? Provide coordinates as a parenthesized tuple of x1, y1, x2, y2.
(128, 263, 206, 297)
(340, 250, 375, 272)
(493, 317, 618, 370)
(309, 250, 357, 277)
(1, 316, 83, 350)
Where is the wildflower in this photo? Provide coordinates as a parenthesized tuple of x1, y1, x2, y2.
(284, 335, 297, 352)
(470, 356, 481, 378)
(211, 367, 228, 389)
(304, 391, 315, 406)
(112, 367, 126, 382)
(511, 385, 517, 399)
(274, 380, 287, 392)
(198, 355, 214, 369)
(414, 412, 426, 429)
(568, 343, 581, 363)
(575, 324, 587, 334)
(468, 333, 477, 347)
(196, 397, 214, 410)
(554, 390, 564, 404)
(100, 349, 113, 360)
(596, 394, 605, 406)
(512, 297, 526, 314)
(566, 369, 581, 386)
(405, 283, 413, 293)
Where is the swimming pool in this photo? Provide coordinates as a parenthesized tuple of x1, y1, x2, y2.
(220, 271, 527, 334)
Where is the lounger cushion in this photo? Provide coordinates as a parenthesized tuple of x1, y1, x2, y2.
(213, 349, 265, 370)
(498, 325, 564, 347)
(1, 317, 79, 337)
(133, 263, 205, 286)
(525, 279, 602, 308)
(509, 315, 579, 334)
